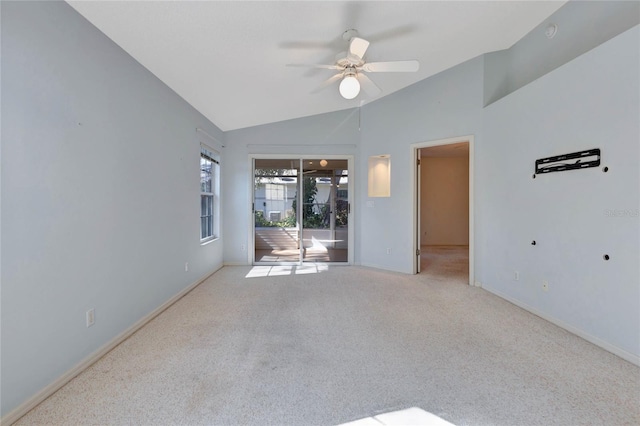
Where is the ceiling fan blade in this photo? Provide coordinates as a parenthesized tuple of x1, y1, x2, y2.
(366, 24, 418, 44)
(287, 63, 342, 70)
(348, 37, 370, 60)
(358, 74, 382, 97)
(310, 73, 343, 94)
(361, 60, 419, 73)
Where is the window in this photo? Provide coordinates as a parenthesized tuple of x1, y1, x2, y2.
(200, 145, 219, 242)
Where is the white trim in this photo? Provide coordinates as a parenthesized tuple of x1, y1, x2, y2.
(410, 135, 474, 285)
(1, 266, 222, 426)
(360, 262, 407, 275)
(483, 285, 640, 367)
(200, 236, 219, 246)
(416, 157, 421, 273)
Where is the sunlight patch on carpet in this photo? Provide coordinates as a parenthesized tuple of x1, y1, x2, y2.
(245, 263, 329, 278)
(338, 407, 455, 426)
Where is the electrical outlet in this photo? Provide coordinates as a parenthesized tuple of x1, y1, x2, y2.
(86, 309, 95, 327)
(240, 244, 246, 251)
(542, 281, 549, 292)
(515, 271, 519, 281)
(386, 248, 391, 255)
(185, 262, 189, 272)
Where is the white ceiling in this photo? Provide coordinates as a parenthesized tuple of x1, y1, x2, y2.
(67, 1, 566, 131)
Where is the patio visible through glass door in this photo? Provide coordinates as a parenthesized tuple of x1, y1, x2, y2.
(254, 159, 300, 263)
(301, 159, 349, 263)
(253, 158, 349, 264)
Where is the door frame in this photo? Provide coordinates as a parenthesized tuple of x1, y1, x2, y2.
(249, 154, 354, 265)
(411, 135, 475, 286)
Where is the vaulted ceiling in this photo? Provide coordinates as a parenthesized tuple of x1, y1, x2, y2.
(68, 1, 566, 131)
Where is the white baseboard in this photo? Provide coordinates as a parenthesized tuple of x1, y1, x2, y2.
(223, 261, 250, 266)
(1, 266, 221, 426)
(483, 285, 640, 367)
(359, 262, 409, 274)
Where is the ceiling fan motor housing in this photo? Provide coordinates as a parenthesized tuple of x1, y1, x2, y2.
(336, 53, 364, 68)
(343, 67, 357, 78)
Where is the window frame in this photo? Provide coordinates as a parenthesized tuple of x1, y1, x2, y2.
(200, 144, 220, 243)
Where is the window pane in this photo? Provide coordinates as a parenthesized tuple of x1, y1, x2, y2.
(200, 146, 219, 241)
(201, 158, 212, 193)
(209, 164, 216, 191)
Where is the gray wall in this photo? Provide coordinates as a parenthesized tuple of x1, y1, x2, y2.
(484, 0, 640, 106)
(481, 25, 639, 359)
(1, 1, 224, 416)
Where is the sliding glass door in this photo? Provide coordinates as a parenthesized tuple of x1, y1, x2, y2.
(254, 159, 300, 263)
(300, 159, 349, 262)
(253, 157, 350, 264)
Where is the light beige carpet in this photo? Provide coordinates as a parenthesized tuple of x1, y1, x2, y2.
(339, 407, 455, 426)
(15, 250, 640, 425)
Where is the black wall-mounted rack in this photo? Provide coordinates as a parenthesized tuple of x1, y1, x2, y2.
(535, 148, 601, 175)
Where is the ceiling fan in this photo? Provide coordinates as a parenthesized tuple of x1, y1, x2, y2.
(287, 29, 419, 100)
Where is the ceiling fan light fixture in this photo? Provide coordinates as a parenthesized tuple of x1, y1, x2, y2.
(339, 75, 360, 99)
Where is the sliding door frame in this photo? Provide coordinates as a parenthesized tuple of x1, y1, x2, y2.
(249, 154, 354, 265)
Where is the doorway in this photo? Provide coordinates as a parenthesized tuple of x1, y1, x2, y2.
(252, 157, 352, 265)
(412, 136, 474, 285)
